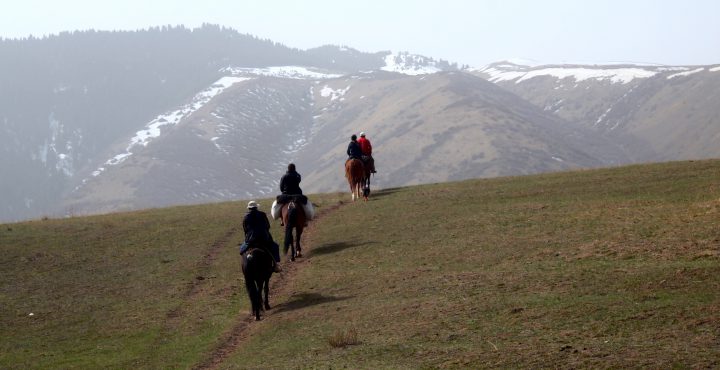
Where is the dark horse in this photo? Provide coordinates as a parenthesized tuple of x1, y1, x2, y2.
(361, 156, 372, 200)
(281, 198, 306, 261)
(345, 158, 366, 201)
(241, 247, 273, 320)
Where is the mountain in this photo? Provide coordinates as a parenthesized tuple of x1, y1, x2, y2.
(3, 26, 720, 222)
(63, 68, 624, 216)
(471, 62, 720, 162)
(297, 71, 626, 192)
(0, 25, 455, 221)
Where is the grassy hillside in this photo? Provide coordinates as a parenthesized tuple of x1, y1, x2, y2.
(2, 160, 720, 368)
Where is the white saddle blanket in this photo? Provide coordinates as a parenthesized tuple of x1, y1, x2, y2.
(271, 200, 315, 220)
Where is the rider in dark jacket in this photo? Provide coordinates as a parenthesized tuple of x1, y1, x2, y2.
(240, 201, 281, 272)
(347, 134, 363, 160)
(280, 163, 302, 195)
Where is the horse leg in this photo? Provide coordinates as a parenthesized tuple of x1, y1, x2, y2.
(284, 223, 293, 260)
(363, 176, 370, 201)
(257, 278, 266, 312)
(245, 277, 261, 320)
(295, 226, 303, 258)
(263, 277, 271, 310)
(291, 234, 296, 261)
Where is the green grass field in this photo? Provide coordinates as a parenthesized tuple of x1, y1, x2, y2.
(2, 160, 719, 368)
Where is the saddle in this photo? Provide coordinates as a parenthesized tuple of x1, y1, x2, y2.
(276, 194, 308, 205)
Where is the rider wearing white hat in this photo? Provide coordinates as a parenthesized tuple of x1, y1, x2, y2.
(240, 201, 282, 272)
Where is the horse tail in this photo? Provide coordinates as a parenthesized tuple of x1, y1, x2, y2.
(283, 203, 297, 254)
(287, 202, 298, 227)
(243, 254, 262, 317)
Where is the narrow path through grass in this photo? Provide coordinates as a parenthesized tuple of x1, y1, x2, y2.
(193, 197, 349, 369)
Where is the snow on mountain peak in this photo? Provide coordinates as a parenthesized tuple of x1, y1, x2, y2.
(477, 63, 660, 84)
(516, 67, 658, 84)
(381, 52, 442, 75)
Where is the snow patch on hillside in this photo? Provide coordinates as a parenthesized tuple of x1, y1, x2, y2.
(381, 52, 442, 75)
(35, 113, 78, 177)
(320, 85, 350, 101)
(223, 66, 342, 79)
(657, 67, 690, 72)
(81, 76, 251, 185)
(667, 67, 705, 79)
(710, 66, 720, 72)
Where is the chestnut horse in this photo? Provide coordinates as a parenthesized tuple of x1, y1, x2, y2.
(345, 158, 366, 201)
(241, 247, 273, 320)
(281, 199, 306, 261)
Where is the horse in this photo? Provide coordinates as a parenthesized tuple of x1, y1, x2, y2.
(281, 198, 306, 261)
(361, 156, 372, 200)
(241, 247, 274, 320)
(345, 158, 366, 201)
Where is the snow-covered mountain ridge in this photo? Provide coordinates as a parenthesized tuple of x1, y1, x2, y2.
(470, 60, 720, 165)
(472, 61, 720, 84)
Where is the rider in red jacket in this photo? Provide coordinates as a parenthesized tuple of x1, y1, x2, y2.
(357, 132, 376, 173)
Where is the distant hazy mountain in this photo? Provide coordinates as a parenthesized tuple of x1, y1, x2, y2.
(63, 68, 627, 216)
(0, 25, 456, 221)
(471, 62, 720, 162)
(296, 71, 626, 193)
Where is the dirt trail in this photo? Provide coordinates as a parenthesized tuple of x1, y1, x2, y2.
(193, 200, 347, 370)
(153, 226, 240, 345)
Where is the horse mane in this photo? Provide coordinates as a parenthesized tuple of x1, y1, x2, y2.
(247, 247, 270, 261)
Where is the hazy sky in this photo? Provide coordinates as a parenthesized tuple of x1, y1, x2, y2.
(3, 0, 719, 66)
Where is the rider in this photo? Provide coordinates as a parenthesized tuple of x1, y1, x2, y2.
(239, 201, 282, 273)
(278, 163, 311, 226)
(280, 163, 302, 195)
(357, 132, 376, 173)
(347, 134, 363, 161)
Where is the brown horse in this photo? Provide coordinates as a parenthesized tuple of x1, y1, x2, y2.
(281, 199, 306, 261)
(345, 158, 366, 201)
